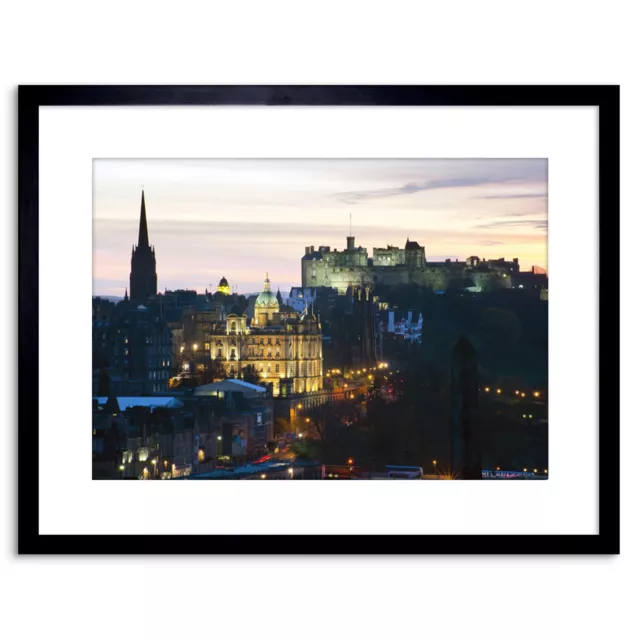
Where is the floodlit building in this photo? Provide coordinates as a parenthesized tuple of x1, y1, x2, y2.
(207, 273, 323, 396)
(217, 276, 231, 296)
(301, 235, 521, 293)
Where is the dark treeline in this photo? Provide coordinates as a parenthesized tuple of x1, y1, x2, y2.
(307, 284, 549, 474)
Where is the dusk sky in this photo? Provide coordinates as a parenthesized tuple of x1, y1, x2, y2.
(93, 158, 548, 296)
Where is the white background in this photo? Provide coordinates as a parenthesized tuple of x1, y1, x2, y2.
(1, 1, 637, 639)
(40, 105, 597, 536)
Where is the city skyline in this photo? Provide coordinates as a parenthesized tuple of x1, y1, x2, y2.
(93, 158, 548, 296)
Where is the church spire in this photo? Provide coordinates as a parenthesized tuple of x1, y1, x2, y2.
(137, 190, 150, 248)
(124, 287, 129, 302)
(130, 189, 157, 305)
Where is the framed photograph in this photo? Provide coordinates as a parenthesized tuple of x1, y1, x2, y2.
(18, 85, 619, 554)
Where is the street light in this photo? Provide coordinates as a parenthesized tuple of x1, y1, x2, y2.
(432, 460, 437, 475)
(288, 467, 294, 479)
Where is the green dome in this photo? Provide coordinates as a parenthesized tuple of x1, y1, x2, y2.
(256, 272, 279, 308)
(256, 290, 279, 307)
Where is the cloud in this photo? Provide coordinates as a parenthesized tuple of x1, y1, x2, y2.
(331, 169, 548, 204)
(333, 177, 515, 204)
(478, 240, 505, 246)
(475, 219, 548, 230)
(479, 193, 547, 200)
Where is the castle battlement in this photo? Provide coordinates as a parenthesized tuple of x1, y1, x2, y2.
(301, 235, 522, 294)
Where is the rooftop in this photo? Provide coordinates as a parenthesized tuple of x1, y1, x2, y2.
(94, 396, 184, 411)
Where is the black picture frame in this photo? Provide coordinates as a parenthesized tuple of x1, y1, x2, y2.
(18, 85, 620, 554)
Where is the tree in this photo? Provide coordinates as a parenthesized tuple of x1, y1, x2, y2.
(241, 364, 261, 385)
(477, 307, 522, 351)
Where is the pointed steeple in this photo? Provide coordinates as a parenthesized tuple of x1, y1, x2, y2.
(124, 287, 129, 302)
(137, 190, 150, 248)
(276, 287, 283, 305)
(130, 189, 157, 305)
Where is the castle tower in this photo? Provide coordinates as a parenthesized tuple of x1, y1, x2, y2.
(129, 190, 158, 304)
(405, 237, 426, 269)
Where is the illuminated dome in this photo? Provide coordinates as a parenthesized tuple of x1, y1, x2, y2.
(217, 276, 231, 295)
(255, 272, 279, 308)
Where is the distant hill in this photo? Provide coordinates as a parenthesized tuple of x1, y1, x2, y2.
(93, 295, 122, 302)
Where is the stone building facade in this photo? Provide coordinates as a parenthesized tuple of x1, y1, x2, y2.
(207, 274, 323, 396)
(92, 301, 173, 396)
(302, 236, 520, 293)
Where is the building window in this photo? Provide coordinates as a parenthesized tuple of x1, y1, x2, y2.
(275, 364, 279, 373)
(217, 349, 222, 357)
(204, 343, 210, 350)
(231, 322, 236, 332)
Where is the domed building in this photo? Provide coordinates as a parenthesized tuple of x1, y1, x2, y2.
(217, 276, 231, 296)
(207, 272, 323, 396)
(254, 272, 280, 326)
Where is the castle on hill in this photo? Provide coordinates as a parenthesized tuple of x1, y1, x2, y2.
(302, 235, 522, 293)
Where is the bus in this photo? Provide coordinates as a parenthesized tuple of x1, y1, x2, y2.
(385, 465, 424, 479)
